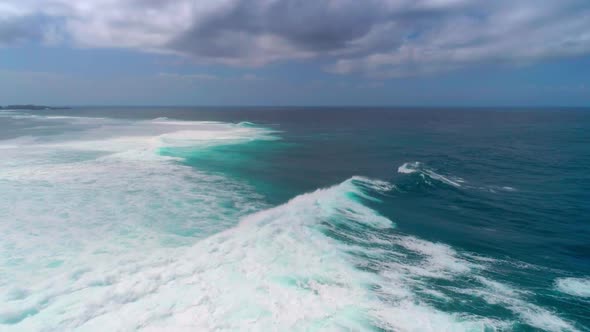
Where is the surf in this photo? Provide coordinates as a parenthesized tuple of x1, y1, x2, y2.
(0, 112, 584, 331)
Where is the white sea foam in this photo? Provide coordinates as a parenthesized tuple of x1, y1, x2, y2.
(0, 136, 38, 149)
(397, 161, 420, 174)
(450, 277, 578, 332)
(0, 173, 506, 331)
(396, 236, 477, 275)
(397, 162, 465, 187)
(0, 116, 273, 290)
(0, 112, 103, 122)
(555, 277, 590, 298)
(0, 117, 277, 168)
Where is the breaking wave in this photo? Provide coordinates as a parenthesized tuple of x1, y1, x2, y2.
(0, 115, 577, 331)
(397, 162, 517, 193)
(398, 162, 465, 188)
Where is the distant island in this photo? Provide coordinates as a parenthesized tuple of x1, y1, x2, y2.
(0, 104, 71, 110)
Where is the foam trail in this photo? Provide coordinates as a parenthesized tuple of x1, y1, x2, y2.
(466, 278, 579, 332)
(397, 162, 465, 187)
(555, 278, 590, 298)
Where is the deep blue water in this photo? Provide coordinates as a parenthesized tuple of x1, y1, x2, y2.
(1, 107, 589, 331)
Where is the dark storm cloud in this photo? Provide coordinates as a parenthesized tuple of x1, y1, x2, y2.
(0, 16, 41, 45)
(165, 0, 384, 64)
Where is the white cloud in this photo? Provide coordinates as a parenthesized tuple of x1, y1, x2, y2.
(1, 0, 589, 77)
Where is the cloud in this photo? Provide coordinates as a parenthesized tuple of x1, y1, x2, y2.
(157, 72, 264, 82)
(0, 16, 40, 45)
(158, 72, 220, 81)
(1, 0, 589, 77)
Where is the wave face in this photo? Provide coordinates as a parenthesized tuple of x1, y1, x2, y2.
(1, 109, 588, 331)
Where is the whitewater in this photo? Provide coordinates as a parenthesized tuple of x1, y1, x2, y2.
(0, 109, 587, 331)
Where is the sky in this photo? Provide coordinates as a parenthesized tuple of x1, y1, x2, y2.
(0, 0, 589, 106)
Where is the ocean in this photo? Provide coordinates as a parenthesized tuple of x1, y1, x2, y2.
(0, 107, 588, 331)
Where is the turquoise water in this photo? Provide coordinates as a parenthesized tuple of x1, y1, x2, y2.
(0, 107, 588, 331)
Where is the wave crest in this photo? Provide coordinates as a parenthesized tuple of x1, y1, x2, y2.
(398, 162, 465, 187)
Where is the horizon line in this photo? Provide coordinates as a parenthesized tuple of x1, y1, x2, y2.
(3, 104, 589, 109)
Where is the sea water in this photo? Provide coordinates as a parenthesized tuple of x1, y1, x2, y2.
(0, 107, 588, 331)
